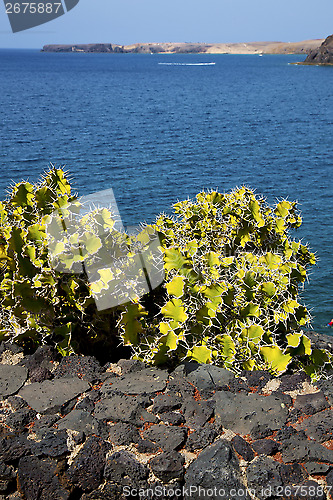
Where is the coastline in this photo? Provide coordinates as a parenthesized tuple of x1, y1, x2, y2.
(41, 39, 324, 55)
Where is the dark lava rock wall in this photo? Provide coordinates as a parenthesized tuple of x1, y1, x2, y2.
(304, 34, 333, 65)
(0, 340, 332, 499)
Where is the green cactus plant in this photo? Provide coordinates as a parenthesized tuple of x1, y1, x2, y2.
(119, 187, 332, 379)
(0, 167, 126, 359)
(1, 169, 331, 379)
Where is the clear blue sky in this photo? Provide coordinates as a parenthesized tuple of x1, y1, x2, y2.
(1, 0, 332, 49)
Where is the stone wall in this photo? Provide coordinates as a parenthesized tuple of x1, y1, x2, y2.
(0, 338, 332, 499)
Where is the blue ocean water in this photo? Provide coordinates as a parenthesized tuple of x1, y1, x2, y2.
(0, 49, 332, 335)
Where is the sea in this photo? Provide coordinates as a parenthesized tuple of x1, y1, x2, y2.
(0, 49, 332, 336)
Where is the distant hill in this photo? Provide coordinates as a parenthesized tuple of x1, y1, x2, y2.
(301, 34, 333, 65)
(41, 39, 323, 55)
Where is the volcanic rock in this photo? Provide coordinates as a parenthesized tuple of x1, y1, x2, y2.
(1, 338, 333, 499)
(18, 378, 89, 413)
(184, 440, 246, 498)
(231, 435, 255, 462)
(303, 34, 333, 65)
(294, 391, 329, 415)
(294, 408, 333, 442)
(56, 409, 108, 438)
(30, 429, 68, 457)
(143, 424, 187, 452)
(17, 456, 69, 499)
(104, 450, 149, 487)
(0, 364, 27, 397)
(0, 433, 31, 462)
(281, 435, 333, 463)
(54, 355, 103, 382)
(152, 393, 183, 414)
(183, 399, 214, 429)
(102, 367, 168, 394)
(214, 391, 288, 434)
(65, 436, 111, 491)
(246, 456, 282, 499)
(108, 422, 140, 445)
(94, 394, 157, 425)
(252, 438, 280, 456)
(186, 424, 218, 452)
(149, 451, 185, 482)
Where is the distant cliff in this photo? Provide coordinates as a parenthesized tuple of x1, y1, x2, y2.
(41, 40, 323, 55)
(301, 34, 333, 65)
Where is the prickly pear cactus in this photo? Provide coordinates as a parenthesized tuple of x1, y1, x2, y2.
(119, 188, 332, 379)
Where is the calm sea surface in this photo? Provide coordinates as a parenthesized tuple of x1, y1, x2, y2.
(0, 49, 332, 335)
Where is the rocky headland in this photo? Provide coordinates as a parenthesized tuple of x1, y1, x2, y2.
(41, 39, 323, 55)
(300, 34, 333, 65)
(0, 331, 332, 499)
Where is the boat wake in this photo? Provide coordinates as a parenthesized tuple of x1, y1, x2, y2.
(158, 62, 216, 66)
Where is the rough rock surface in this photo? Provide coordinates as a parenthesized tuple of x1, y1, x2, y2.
(102, 367, 168, 394)
(294, 409, 333, 442)
(17, 456, 70, 499)
(18, 378, 89, 413)
(0, 341, 332, 499)
(185, 440, 246, 498)
(214, 391, 288, 434)
(303, 34, 333, 65)
(0, 365, 27, 397)
(65, 436, 111, 491)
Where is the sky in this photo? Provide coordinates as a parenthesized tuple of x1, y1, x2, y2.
(0, 0, 333, 49)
